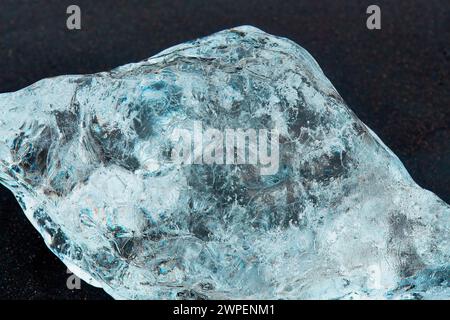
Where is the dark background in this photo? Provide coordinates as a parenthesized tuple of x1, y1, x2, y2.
(0, 0, 448, 299)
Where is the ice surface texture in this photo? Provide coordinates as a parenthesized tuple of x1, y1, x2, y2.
(0, 26, 449, 299)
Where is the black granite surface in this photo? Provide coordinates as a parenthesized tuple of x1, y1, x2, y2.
(0, 0, 448, 299)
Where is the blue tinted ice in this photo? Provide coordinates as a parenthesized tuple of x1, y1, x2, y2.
(0, 26, 448, 299)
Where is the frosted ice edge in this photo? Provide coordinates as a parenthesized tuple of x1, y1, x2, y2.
(0, 26, 449, 300)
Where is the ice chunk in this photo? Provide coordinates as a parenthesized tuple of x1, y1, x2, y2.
(0, 26, 448, 299)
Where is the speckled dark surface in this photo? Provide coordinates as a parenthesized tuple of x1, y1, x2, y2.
(0, 0, 448, 300)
